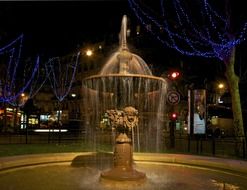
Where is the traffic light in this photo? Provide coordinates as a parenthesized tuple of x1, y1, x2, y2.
(168, 71, 180, 80)
(170, 112, 178, 121)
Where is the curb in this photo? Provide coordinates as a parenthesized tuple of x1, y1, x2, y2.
(0, 152, 246, 176)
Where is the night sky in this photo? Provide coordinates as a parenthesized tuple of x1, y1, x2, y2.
(0, 0, 133, 57)
(0, 0, 247, 80)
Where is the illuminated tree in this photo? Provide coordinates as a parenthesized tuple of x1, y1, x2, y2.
(45, 51, 80, 135)
(0, 34, 39, 102)
(0, 34, 39, 132)
(8, 60, 49, 132)
(128, 0, 247, 142)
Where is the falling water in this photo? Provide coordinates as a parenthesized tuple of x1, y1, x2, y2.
(82, 15, 168, 152)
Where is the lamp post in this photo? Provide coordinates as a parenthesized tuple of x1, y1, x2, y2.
(216, 82, 226, 104)
(70, 47, 93, 121)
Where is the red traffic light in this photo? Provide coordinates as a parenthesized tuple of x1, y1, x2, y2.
(172, 113, 177, 118)
(168, 71, 180, 80)
(170, 112, 178, 120)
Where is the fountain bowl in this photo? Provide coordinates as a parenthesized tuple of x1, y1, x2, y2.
(0, 152, 247, 190)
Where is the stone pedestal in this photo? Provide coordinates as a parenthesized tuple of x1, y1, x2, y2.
(101, 133, 146, 181)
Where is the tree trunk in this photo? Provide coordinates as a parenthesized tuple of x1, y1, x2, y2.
(224, 48, 245, 153)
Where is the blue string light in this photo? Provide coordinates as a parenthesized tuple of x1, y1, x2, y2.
(8, 60, 48, 107)
(28, 65, 50, 99)
(4, 56, 40, 103)
(46, 51, 80, 102)
(0, 34, 40, 103)
(0, 34, 23, 54)
(128, 0, 247, 61)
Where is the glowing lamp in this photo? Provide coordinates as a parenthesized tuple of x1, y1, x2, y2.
(170, 112, 178, 120)
(86, 49, 93, 57)
(172, 72, 180, 79)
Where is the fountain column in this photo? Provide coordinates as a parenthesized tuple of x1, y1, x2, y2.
(100, 107, 146, 181)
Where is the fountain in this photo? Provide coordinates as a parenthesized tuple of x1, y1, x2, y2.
(82, 14, 167, 182)
(82, 15, 167, 155)
(0, 15, 247, 190)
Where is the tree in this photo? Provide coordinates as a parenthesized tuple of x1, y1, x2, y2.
(0, 34, 40, 103)
(45, 51, 80, 142)
(8, 58, 48, 131)
(128, 0, 247, 144)
(0, 34, 39, 132)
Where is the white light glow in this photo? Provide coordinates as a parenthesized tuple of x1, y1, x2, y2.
(34, 129, 68, 133)
(218, 83, 224, 89)
(218, 98, 223, 103)
(86, 49, 93, 56)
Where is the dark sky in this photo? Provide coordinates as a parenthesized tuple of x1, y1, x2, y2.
(0, 0, 246, 77)
(0, 0, 133, 57)
(0, 1, 246, 55)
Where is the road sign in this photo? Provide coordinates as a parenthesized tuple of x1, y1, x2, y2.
(167, 90, 180, 105)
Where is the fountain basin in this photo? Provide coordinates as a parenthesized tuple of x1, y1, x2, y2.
(0, 152, 246, 190)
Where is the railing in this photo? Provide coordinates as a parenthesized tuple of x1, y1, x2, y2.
(172, 135, 246, 159)
(0, 129, 246, 160)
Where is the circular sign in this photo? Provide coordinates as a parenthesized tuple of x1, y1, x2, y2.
(167, 90, 180, 105)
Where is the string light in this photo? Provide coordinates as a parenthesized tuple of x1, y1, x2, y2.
(46, 51, 80, 102)
(0, 34, 40, 103)
(8, 61, 48, 107)
(128, 0, 247, 61)
(0, 34, 23, 54)
(4, 56, 40, 103)
(28, 65, 50, 99)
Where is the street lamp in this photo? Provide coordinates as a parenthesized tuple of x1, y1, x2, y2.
(20, 93, 29, 105)
(85, 49, 93, 57)
(216, 82, 226, 104)
(218, 83, 224, 89)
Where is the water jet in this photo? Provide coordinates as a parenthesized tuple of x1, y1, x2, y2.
(82, 15, 167, 182)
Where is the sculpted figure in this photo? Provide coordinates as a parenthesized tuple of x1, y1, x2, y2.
(106, 106, 138, 131)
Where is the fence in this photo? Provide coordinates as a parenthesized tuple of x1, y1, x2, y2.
(168, 135, 246, 159)
(0, 129, 246, 160)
